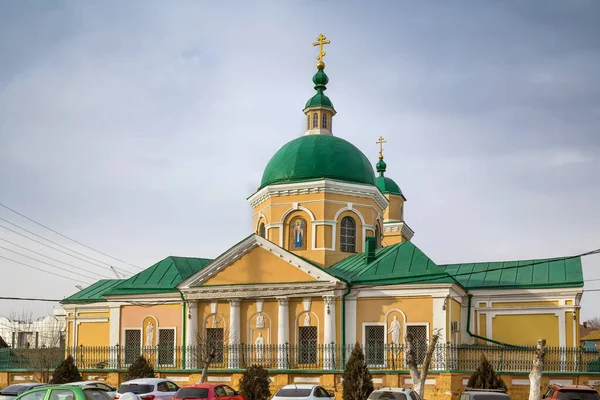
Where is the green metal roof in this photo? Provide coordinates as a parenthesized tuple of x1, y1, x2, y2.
(259, 135, 376, 190)
(304, 68, 335, 110)
(61, 279, 124, 304)
(438, 257, 584, 290)
(328, 241, 455, 285)
(376, 176, 403, 196)
(105, 256, 213, 296)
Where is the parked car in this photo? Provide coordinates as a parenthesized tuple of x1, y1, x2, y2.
(115, 378, 180, 400)
(0, 384, 48, 400)
(63, 382, 117, 397)
(543, 384, 600, 400)
(367, 387, 421, 400)
(459, 388, 510, 400)
(13, 385, 112, 400)
(173, 384, 246, 400)
(271, 385, 334, 400)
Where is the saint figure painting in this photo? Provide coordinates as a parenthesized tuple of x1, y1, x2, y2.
(290, 218, 306, 250)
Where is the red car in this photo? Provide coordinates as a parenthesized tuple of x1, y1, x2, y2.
(542, 384, 600, 400)
(173, 384, 247, 400)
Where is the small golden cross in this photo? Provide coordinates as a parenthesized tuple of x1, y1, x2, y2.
(312, 33, 331, 63)
(376, 136, 387, 159)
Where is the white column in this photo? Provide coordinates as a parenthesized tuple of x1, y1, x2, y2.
(228, 299, 241, 369)
(277, 297, 289, 369)
(323, 296, 336, 369)
(109, 306, 121, 369)
(432, 296, 448, 370)
(185, 301, 198, 369)
(345, 297, 357, 362)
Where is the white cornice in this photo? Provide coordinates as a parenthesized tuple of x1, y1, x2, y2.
(468, 287, 583, 297)
(184, 282, 344, 300)
(178, 234, 342, 290)
(383, 221, 415, 240)
(248, 179, 389, 211)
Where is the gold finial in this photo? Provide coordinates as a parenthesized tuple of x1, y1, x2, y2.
(376, 136, 387, 160)
(312, 33, 331, 69)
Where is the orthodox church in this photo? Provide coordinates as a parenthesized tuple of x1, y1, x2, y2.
(61, 35, 584, 372)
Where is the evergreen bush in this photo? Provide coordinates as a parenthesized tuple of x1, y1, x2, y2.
(239, 365, 271, 400)
(342, 343, 373, 400)
(51, 355, 81, 384)
(124, 355, 155, 381)
(467, 354, 507, 391)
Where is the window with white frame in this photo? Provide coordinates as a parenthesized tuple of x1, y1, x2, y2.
(364, 325, 385, 366)
(312, 113, 318, 129)
(340, 216, 357, 253)
(406, 325, 428, 365)
(124, 329, 141, 365)
(158, 328, 176, 366)
(322, 113, 328, 129)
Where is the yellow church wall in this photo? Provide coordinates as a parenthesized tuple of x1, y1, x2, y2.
(566, 312, 574, 347)
(451, 299, 461, 344)
(355, 297, 433, 343)
(478, 313, 486, 344)
(492, 314, 559, 346)
(289, 297, 325, 344)
(121, 304, 182, 345)
(67, 321, 73, 347)
(268, 226, 280, 243)
(77, 322, 109, 346)
(382, 232, 404, 246)
(384, 195, 404, 222)
(78, 312, 109, 317)
(203, 246, 317, 286)
(197, 300, 231, 340)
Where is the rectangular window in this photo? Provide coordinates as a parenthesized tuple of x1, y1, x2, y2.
(206, 328, 224, 364)
(298, 326, 317, 365)
(406, 325, 428, 365)
(124, 329, 141, 365)
(158, 328, 176, 366)
(364, 325, 385, 366)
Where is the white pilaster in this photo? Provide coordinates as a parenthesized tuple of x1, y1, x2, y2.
(228, 299, 241, 369)
(185, 301, 198, 369)
(432, 296, 447, 343)
(345, 297, 357, 348)
(323, 296, 336, 369)
(109, 306, 120, 369)
(277, 297, 289, 369)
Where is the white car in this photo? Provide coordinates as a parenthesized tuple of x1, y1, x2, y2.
(367, 387, 422, 400)
(64, 382, 118, 398)
(115, 378, 180, 400)
(271, 384, 334, 400)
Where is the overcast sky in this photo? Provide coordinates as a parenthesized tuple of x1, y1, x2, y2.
(0, 1, 599, 322)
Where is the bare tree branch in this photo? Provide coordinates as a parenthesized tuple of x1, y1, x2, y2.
(529, 339, 546, 400)
(405, 329, 441, 399)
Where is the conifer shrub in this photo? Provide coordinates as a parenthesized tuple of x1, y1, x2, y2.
(467, 354, 507, 391)
(124, 355, 155, 381)
(239, 365, 271, 400)
(51, 355, 82, 384)
(342, 343, 373, 400)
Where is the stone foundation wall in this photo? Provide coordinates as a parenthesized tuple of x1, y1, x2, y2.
(1, 371, 599, 400)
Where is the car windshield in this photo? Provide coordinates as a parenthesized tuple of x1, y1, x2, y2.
(276, 389, 313, 398)
(557, 390, 600, 400)
(175, 388, 209, 399)
(368, 392, 408, 400)
(83, 390, 112, 400)
(0, 386, 27, 395)
(118, 385, 154, 395)
(472, 395, 510, 400)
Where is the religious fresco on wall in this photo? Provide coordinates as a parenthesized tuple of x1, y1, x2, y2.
(290, 217, 307, 250)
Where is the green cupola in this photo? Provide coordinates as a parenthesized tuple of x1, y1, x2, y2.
(375, 137, 404, 198)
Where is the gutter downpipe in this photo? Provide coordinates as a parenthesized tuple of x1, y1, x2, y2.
(341, 284, 352, 367)
(178, 290, 187, 369)
(466, 293, 521, 348)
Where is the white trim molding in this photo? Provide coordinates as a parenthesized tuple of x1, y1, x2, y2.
(247, 179, 389, 211)
(383, 221, 415, 240)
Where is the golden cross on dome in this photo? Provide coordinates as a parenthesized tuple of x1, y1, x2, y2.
(376, 136, 387, 159)
(312, 33, 331, 67)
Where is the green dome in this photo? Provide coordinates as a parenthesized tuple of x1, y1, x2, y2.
(376, 176, 403, 196)
(304, 68, 335, 110)
(260, 135, 376, 189)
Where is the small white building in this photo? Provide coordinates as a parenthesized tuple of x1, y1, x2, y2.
(0, 309, 66, 348)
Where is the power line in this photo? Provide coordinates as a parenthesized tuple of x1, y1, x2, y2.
(0, 255, 91, 285)
(0, 222, 130, 277)
(0, 245, 104, 281)
(0, 237, 111, 279)
(0, 296, 61, 302)
(0, 202, 142, 270)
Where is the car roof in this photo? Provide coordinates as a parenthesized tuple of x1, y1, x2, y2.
(180, 384, 218, 388)
(554, 385, 597, 391)
(280, 385, 318, 389)
(121, 379, 167, 385)
(374, 388, 412, 392)
(464, 392, 508, 396)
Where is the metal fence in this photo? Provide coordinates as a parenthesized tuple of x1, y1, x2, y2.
(1, 344, 600, 373)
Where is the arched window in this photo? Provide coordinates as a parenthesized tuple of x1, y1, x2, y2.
(312, 113, 318, 129)
(322, 113, 328, 129)
(340, 216, 356, 253)
(375, 225, 381, 248)
(258, 223, 266, 238)
(289, 217, 307, 251)
(307, 114, 310, 130)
